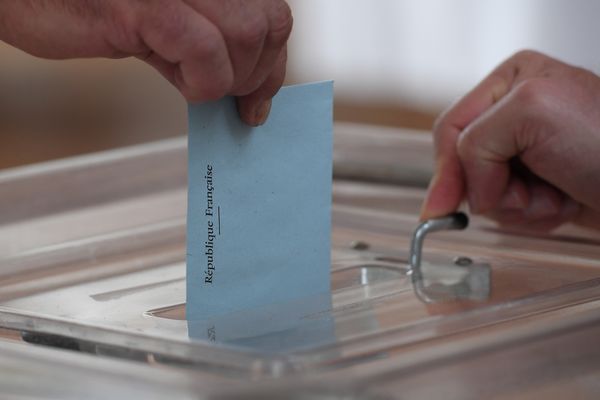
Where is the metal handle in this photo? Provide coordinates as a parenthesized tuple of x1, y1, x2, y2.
(408, 212, 469, 302)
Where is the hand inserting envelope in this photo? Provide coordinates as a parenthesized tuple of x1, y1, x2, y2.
(186, 82, 335, 351)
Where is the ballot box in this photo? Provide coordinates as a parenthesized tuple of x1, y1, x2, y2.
(1, 123, 600, 399)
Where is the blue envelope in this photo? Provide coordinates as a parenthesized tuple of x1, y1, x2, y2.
(186, 82, 334, 349)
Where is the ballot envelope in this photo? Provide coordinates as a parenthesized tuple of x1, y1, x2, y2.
(1, 123, 600, 399)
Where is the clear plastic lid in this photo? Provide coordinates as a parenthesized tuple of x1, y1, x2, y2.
(1, 126, 600, 396)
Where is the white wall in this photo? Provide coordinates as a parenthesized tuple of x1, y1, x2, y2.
(288, 0, 600, 110)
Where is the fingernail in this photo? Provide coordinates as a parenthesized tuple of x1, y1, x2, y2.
(254, 99, 272, 126)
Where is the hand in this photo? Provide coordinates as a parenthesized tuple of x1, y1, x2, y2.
(421, 50, 600, 231)
(0, 0, 292, 126)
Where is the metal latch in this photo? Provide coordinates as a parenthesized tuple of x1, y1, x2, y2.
(408, 212, 491, 303)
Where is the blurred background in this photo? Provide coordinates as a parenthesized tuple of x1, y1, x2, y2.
(1, 0, 600, 169)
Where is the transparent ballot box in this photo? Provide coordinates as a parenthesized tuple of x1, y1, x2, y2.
(1, 124, 600, 399)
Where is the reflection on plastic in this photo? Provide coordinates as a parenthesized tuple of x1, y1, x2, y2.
(187, 293, 335, 352)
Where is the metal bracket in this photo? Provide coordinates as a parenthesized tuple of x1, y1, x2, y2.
(408, 212, 491, 303)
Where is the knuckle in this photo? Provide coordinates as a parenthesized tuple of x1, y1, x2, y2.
(102, 1, 147, 54)
(511, 49, 543, 63)
(512, 79, 552, 111)
(266, 1, 293, 45)
(147, 4, 190, 43)
(456, 124, 496, 163)
(231, 14, 269, 48)
(508, 49, 556, 76)
(193, 28, 225, 58)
